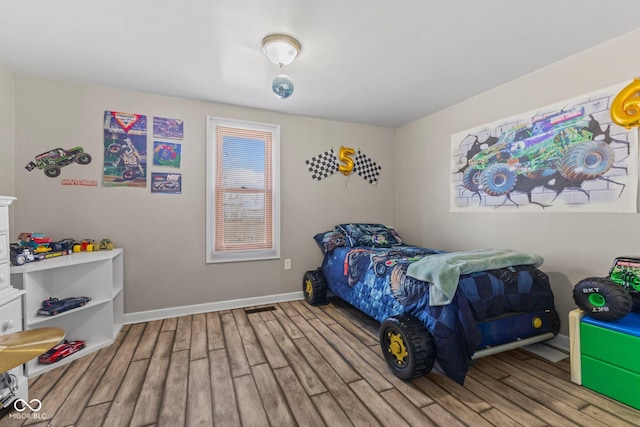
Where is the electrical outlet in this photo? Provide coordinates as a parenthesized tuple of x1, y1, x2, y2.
(284, 259, 292, 270)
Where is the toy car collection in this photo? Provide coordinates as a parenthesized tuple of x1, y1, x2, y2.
(38, 340, 86, 364)
(38, 296, 91, 316)
(573, 256, 640, 321)
(9, 234, 114, 266)
(10, 234, 75, 265)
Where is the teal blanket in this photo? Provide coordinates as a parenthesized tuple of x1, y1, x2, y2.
(406, 249, 544, 306)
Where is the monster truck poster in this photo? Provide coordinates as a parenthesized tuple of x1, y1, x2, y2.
(103, 111, 147, 188)
(451, 82, 638, 212)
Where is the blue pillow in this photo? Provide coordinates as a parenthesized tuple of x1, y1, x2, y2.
(335, 223, 404, 248)
(313, 230, 347, 254)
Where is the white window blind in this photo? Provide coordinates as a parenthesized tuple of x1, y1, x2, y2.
(206, 117, 280, 263)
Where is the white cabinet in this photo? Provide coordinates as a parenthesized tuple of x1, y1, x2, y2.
(0, 195, 28, 407)
(0, 288, 28, 407)
(11, 248, 123, 377)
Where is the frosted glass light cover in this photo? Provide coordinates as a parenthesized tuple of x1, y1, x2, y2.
(272, 75, 294, 99)
(262, 35, 301, 66)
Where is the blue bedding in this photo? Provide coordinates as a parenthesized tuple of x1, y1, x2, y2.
(322, 245, 557, 384)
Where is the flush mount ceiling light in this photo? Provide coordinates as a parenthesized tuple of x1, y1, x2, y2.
(262, 34, 301, 67)
(262, 34, 301, 99)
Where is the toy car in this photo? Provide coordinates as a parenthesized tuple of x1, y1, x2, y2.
(49, 238, 75, 254)
(38, 296, 91, 316)
(10, 243, 38, 265)
(38, 340, 86, 364)
(99, 239, 114, 250)
(573, 256, 640, 321)
(18, 232, 53, 253)
(73, 239, 95, 252)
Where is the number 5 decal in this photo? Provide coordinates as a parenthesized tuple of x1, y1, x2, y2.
(338, 146, 355, 176)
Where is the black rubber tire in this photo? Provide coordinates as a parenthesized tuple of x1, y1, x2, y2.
(45, 166, 61, 178)
(632, 293, 640, 312)
(75, 152, 92, 165)
(14, 253, 26, 265)
(573, 277, 632, 321)
(548, 309, 561, 335)
(303, 269, 327, 306)
(379, 314, 435, 380)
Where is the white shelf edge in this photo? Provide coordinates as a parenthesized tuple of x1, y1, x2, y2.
(10, 248, 123, 274)
(26, 297, 111, 327)
(0, 196, 16, 207)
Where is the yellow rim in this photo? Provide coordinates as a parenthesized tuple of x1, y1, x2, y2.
(532, 316, 543, 329)
(305, 278, 313, 298)
(387, 331, 408, 365)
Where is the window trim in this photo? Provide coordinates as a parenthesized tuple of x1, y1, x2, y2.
(205, 116, 280, 263)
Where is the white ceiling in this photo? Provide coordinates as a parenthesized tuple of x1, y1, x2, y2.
(1, 0, 640, 128)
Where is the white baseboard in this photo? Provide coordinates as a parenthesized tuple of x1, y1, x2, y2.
(544, 333, 569, 353)
(123, 291, 304, 324)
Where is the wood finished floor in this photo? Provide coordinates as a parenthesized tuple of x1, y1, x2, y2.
(1, 297, 639, 427)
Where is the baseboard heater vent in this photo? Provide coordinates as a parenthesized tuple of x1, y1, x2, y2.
(244, 306, 277, 314)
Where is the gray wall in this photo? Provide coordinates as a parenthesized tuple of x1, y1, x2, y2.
(0, 64, 14, 197)
(11, 76, 395, 314)
(395, 28, 640, 335)
(6, 27, 640, 329)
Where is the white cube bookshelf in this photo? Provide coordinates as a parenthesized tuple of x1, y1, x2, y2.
(11, 249, 124, 377)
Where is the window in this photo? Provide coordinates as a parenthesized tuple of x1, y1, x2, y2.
(206, 117, 280, 263)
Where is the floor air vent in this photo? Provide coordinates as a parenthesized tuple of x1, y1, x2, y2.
(244, 306, 276, 314)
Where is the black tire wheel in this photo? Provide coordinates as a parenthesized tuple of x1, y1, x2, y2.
(45, 166, 61, 178)
(632, 293, 640, 312)
(559, 140, 614, 181)
(379, 314, 435, 380)
(479, 163, 517, 196)
(573, 277, 632, 321)
(75, 152, 92, 165)
(303, 269, 327, 306)
(14, 254, 26, 265)
(548, 309, 561, 335)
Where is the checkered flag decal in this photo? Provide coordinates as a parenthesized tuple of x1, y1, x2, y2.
(353, 150, 382, 185)
(305, 149, 339, 181)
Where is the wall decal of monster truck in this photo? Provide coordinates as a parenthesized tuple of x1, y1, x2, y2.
(573, 257, 640, 321)
(461, 107, 614, 197)
(25, 147, 92, 178)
